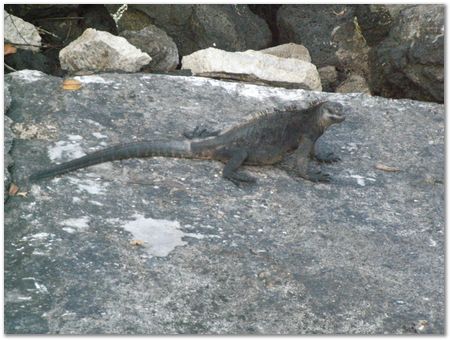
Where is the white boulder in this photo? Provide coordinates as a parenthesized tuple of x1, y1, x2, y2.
(182, 47, 321, 91)
(59, 28, 151, 73)
(4, 11, 41, 52)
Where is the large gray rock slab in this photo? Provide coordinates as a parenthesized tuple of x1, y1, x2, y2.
(4, 70, 444, 334)
(369, 5, 444, 103)
(182, 47, 321, 90)
(59, 28, 151, 73)
(4, 10, 42, 52)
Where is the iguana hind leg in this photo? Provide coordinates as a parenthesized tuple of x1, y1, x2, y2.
(221, 149, 256, 185)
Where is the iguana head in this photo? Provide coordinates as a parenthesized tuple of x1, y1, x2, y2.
(317, 101, 345, 130)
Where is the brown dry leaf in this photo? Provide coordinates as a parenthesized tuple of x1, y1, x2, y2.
(8, 183, 19, 196)
(4, 43, 17, 55)
(62, 79, 82, 91)
(375, 163, 401, 172)
(130, 239, 145, 246)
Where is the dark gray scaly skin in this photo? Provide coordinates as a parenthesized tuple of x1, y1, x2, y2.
(29, 101, 346, 185)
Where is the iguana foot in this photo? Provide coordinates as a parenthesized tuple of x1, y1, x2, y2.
(296, 170, 331, 183)
(224, 172, 257, 186)
(183, 125, 220, 139)
(313, 152, 340, 163)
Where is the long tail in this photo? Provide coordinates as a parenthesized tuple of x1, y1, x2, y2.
(29, 140, 193, 181)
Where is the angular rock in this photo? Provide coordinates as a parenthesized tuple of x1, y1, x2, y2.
(4, 10, 41, 52)
(318, 66, 339, 92)
(354, 4, 413, 47)
(369, 5, 444, 103)
(121, 25, 179, 72)
(59, 28, 151, 73)
(336, 74, 371, 94)
(259, 43, 311, 63)
(277, 5, 369, 76)
(121, 4, 272, 56)
(112, 6, 155, 32)
(182, 47, 321, 90)
(4, 71, 444, 334)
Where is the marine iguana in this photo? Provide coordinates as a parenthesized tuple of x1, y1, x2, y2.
(29, 101, 345, 184)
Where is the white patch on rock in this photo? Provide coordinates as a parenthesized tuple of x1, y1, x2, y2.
(23, 232, 51, 241)
(48, 141, 86, 162)
(173, 75, 312, 102)
(60, 217, 90, 231)
(92, 132, 108, 139)
(8, 70, 44, 82)
(60, 28, 151, 73)
(67, 135, 83, 141)
(122, 215, 188, 257)
(349, 174, 376, 187)
(62, 227, 76, 234)
(74, 75, 115, 84)
(68, 178, 106, 195)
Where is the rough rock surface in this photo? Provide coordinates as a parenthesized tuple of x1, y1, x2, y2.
(182, 47, 321, 91)
(277, 4, 369, 77)
(318, 66, 339, 92)
(354, 4, 413, 47)
(369, 5, 444, 103)
(4, 84, 14, 201)
(4, 70, 444, 334)
(4, 10, 42, 52)
(4, 4, 79, 21)
(59, 28, 151, 73)
(121, 25, 179, 72)
(120, 4, 272, 56)
(336, 74, 371, 95)
(259, 43, 311, 63)
(5, 49, 54, 75)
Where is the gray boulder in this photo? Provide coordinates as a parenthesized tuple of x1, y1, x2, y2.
(59, 28, 151, 73)
(354, 4, 413, 47)
(336, 74, 371, 94)
(121, 25, 179, 72)
(277, 4, 369, 78)
(318, 66, 339, 92)
(4, 70, 444, 334)
(182, 47, 322, 90)
(369, 5, 444, 103)
(123, 4, 272, 56)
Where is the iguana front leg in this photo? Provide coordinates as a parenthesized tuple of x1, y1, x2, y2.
(220, 149, 256, 185)
(293, 137, 331, 182)
(310, 150, 341, 163)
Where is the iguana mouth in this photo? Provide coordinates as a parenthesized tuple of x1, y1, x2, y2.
(332, 114, 345, 123)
